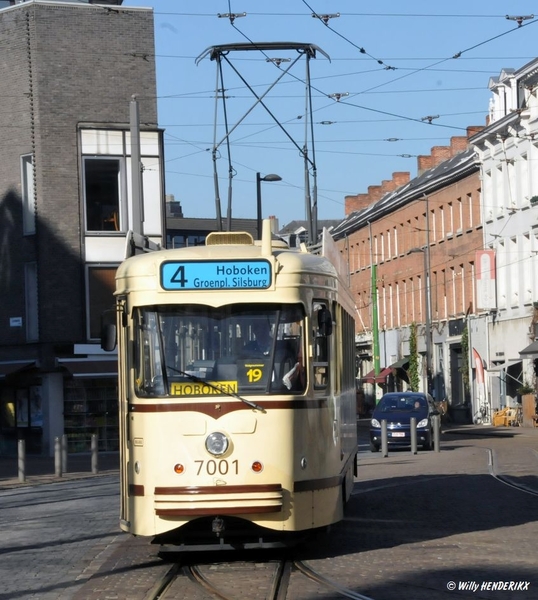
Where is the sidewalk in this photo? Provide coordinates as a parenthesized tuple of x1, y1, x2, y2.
(0, 452, 119, 489)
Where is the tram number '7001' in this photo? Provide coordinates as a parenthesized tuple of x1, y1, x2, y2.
(195, 459, 239, 476)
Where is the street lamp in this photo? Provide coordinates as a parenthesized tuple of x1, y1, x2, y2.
(408, 246, 432, 394)
(256, 172, 282, 240)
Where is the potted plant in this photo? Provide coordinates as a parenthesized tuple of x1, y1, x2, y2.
(517, 383, 535, 427)
(517, 382, 534, 395)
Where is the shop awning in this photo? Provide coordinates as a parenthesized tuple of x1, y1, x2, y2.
(0, 362, 36, 379)
(519, 340, 538, 357)
(487, 359, 522, 374)
(362, 366, 393, 383)
(59, 360, 117, 377)
(390, 356, 410, 370)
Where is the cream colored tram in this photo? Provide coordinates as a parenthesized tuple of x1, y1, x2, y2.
(111, 221, 357, 546)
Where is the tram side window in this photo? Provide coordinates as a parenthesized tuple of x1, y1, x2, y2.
(313, 301, 332, 389)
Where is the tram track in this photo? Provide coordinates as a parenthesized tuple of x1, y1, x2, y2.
(487, 448, 538, 497)
(145, 558, 376, 600)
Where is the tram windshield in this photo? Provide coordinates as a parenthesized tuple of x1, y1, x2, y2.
(134, 303, 306, 397)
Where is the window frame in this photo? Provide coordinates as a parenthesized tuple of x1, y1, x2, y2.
(82, 156, 126, 234)
(21, 154, 36, 235)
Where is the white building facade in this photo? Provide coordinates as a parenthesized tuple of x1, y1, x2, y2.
(469, 59, 538, 415)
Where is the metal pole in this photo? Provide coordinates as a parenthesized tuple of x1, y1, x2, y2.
(372, 264, 380, 378)
(61, 433, 68, 474)
(256, 172, 262, 240)
(18, 439, 26, 483)
(212, 61, 223, 230)
(433, 414, 441, 452)
(381, 419, 388, 457)
(410, 417, 417, 454)
(130, 95, 144, 235)
(54, 437, 62, 477)
(91, 434, 99, 474)
(424, 195, 432, 394)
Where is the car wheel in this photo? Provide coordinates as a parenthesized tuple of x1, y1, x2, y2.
(370, 441, 380, 453)
(422, 432, 433, 451)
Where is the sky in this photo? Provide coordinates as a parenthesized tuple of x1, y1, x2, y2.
(124, 0, 538, 229)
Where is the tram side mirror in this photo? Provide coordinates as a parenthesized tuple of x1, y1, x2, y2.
(100, 310, 117, 351)
(101, 323, 117, 352)
(317, 307, 333, 337)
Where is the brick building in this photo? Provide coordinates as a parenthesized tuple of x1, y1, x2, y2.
(332, 129, 483, 415)
(0, 0, 164, 455)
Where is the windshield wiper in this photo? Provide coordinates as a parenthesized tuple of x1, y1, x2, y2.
(170, 367, 266, 412)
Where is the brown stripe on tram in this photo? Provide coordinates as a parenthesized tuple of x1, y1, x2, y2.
(129, 484, 145, 496)
(293, 475, 342, 493)
(128, 398, 327, 418)
(294, 453, 357, 492)
(154, 483, 282, 495)
(155, 505, 281, 516)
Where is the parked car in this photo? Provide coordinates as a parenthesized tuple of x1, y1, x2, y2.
(369, 392, 438, 452)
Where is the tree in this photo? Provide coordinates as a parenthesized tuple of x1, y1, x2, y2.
(408, 322, 420, 392)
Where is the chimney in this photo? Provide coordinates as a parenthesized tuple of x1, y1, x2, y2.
(367, 185, 384, 203)
(345, 193, 369, 215)
(392, 172, 410, 188)
(418, 144, 455, 176)
(431, 145, 452, 166)
(344, 172, 411, 215)
(417, 155, 435, 176)
(449, 136, 468, 155)
(467, 125, 484, 138)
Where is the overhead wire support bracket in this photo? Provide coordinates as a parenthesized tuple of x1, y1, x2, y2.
(217, 12, 246, 24)
(311, 13, 340, 25)
(505, 14, 534, 27)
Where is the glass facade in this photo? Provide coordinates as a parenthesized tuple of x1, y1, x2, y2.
(64, 378, 119, 453)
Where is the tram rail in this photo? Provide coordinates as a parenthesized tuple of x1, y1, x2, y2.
(144, 558, 377, 600)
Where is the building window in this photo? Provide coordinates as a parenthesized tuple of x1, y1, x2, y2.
(380, 232, 385, 262)
(25, 262, 38, 342)
(87, 266, 118, 340)
(466, 193, 473, 229)
(21, 154, 35, 235)
(447, 202, 454, 236)
(509, 237, 518, 307)
(83, 158, 123, 232)
(167, 233, 206, 248)
(456, 197, 462, 233)
(520, 154, 529, 205)
(495, 164, 504, 217)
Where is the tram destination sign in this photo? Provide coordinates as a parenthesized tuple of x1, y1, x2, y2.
(161, 259, 272, 291)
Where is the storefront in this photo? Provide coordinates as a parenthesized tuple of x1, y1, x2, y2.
(0, 361, 118, 456)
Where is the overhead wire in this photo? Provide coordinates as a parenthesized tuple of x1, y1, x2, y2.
(147, 3, 538, 221)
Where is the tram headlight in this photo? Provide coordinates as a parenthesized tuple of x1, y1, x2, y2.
(205, 431, 229, 456)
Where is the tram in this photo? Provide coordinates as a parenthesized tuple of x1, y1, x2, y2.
(105, 220, 357, 546)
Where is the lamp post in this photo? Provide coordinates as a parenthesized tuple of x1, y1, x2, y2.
(408, 246, 432, 394)
(256, 172, 282, 240)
